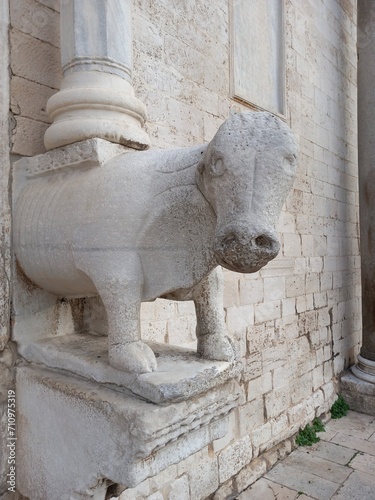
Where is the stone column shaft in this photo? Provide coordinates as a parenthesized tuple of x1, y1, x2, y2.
(60, 0, 132, 81)
(354, 0, 375, 382)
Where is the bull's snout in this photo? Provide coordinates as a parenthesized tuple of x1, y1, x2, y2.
(214, 228, 280, 273)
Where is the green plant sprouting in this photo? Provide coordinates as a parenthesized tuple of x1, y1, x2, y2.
(330, 395, 349, 419)
(295, 418, 325, 446)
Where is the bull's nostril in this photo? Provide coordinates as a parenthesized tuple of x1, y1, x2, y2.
(254, 235, 271, 248)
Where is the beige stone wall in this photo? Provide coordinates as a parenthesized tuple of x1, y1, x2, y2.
(122, 0, 360, 497)
(9, 0, 60, 157)
(4, 0, 360, 498)
(133, 0, 360, 367)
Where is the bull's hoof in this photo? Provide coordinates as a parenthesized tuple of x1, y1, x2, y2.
(197, 335, 235, 362)
(109, 341, 157, 373)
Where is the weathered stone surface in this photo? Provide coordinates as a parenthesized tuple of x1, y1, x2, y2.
(324, 408, 375, 440)
(10, 29, 61, 88)
(284, 449, 352, 484)
(16, 365, 235, 499)
(303, 440, 356, 466)
(119, 478, 150, 500)
(166, 475, 190, 500)
(238, 478, 299, 500)
(10, 0, 60, 47)
(38, 0, 59, 11)
(331, 470, 375, 499)
(234, 456, 267, 493)
(11, 115, 48, 156)
(11, 76, 56, 124)
(341, 371, 375, 416)
(218, 435, 253, 483)
(330, 432, 375, 456)
(212, 479, 234, 500)
(350, 452, 375, 476)
(238, 411, 375, 500)
(23, 333, 242, 404)
(14, 137, 127, 182)
(265, 463, 339, 499)
(15, 112, 297, 374)
(188, 456, 219, 500)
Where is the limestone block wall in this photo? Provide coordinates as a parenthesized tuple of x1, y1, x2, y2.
(1, 0, 360, 498)
(133, 0, 360, 370)
(9, 0, 60, 157)
(125, 0, 360, 497)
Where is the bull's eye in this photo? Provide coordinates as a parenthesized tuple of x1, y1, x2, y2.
(210, 158, 226, 177)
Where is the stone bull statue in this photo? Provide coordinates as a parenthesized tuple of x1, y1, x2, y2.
(14, 112, 297, 373)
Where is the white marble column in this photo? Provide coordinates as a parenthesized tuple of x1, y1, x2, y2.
(44, 0, 150, 151)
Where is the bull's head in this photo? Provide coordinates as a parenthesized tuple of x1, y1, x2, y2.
(196, 112, 297, 273)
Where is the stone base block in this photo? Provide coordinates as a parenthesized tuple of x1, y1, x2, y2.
(16, 365, 242, 499)
(340, 370, 375, 416)
(22, 333, 241, 404)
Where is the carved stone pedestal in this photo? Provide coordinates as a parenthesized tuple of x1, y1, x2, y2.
(22, 333, 241, 404)
(17, 365, 242, 499)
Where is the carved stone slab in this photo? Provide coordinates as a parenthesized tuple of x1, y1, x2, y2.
(23, 334, 242, 404)
(16, 365, 243, 499)
(15, 138, 128, 179)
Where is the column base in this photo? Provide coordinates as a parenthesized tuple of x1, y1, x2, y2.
(340, 357, 375, 416)
(44, 71, 150, 151)
(351, 354, 375, 384)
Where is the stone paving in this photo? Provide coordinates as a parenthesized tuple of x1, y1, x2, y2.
(237, 410, 375, 500)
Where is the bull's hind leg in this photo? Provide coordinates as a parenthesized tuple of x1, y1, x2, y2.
(76, 252, 157, 373)
(192, 267, 235, 362)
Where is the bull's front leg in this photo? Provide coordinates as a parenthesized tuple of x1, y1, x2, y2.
(76, 251, 157, 373)
(192, 267, 235, 362)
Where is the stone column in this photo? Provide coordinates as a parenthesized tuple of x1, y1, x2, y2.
(44, 0, 150, 151)
(341, 0, 375, 414)
(355, 0, 375, 380)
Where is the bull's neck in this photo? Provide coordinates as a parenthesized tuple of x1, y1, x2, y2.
(153, 144, 208, 194)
